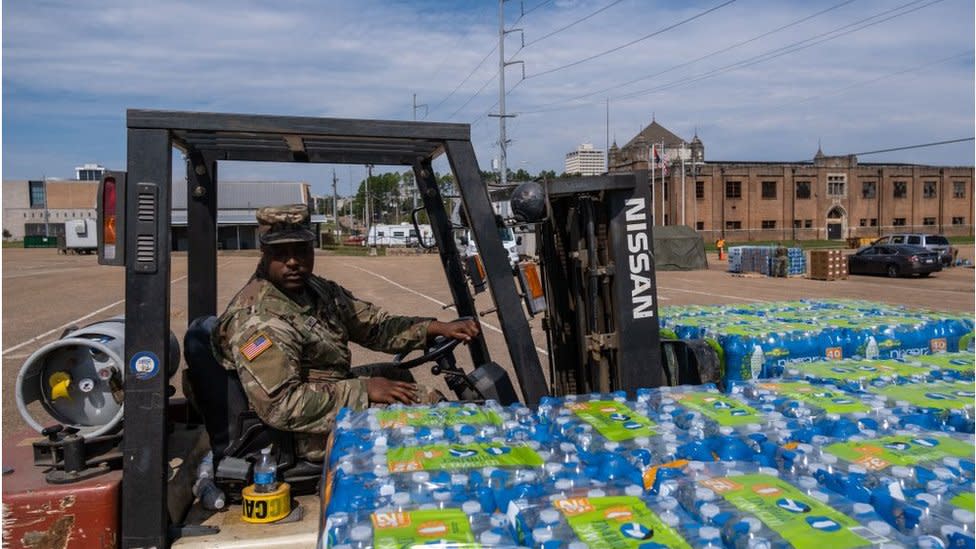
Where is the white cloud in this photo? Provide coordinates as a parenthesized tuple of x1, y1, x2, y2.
(3, 0, 973, 193)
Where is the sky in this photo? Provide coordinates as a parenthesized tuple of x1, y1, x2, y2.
(3, 0, 974, 197)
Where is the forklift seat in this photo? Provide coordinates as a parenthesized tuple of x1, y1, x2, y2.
(183, 316, 319, 494)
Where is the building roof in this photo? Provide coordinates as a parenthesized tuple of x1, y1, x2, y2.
(621, 120, 686, 151)
(171, 181, 309, 209)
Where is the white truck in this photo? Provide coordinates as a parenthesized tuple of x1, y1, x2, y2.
(60, 218, 98, 254)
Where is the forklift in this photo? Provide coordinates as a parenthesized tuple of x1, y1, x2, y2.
(3, 109, 717, 548)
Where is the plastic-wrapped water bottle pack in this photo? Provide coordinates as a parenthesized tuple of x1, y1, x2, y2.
(321, 378, 975, 548)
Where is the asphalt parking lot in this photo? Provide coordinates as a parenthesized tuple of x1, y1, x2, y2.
(3, 245, 974, 435)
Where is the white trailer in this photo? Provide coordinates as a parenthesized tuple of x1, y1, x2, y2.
(60, 218, 98, 254)
(364, 223, 431, 247)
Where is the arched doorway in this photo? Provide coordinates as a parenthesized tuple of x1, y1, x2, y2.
(826, 206, 846, 240)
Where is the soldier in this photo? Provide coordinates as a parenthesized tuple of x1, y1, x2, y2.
(213, 204, 479, 459)
(774, 242, 789, 277)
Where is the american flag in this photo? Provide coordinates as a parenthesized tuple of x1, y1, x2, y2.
(241, 333, 273, 360)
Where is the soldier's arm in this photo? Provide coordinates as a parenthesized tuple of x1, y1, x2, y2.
(336, 286, 433, 353)
(227, 314, 368, 433)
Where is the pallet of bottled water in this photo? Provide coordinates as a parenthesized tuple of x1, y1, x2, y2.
(660, 299, 975, 386)
(319, 380, 976, 548)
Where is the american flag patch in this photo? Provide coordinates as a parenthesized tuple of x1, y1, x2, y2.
(240, 333, 273, 361)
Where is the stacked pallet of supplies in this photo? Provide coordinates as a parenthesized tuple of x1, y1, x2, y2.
(809, 249, 848, 280)
(726, 246, 805, 276)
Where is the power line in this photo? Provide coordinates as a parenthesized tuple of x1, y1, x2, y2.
(448, 71, 498, 120)
(524, 0, 627, 47)
(526, 0, 736, 80)
(430, 46, 498, 115)
(853, 137, 974, 156)
(516, 0, 553, 23)
(522, 0, 857, 112)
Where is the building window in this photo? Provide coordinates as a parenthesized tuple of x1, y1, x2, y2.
(726, 221, 742, 230)
(793, 220, 802, 229)
(696, 181, 704, 200)
(827, 174, 846, 197)
(862, 181, 877, 199)
(870, 218, 877, 226)
(859, 218, 867, 227)
(923, 217, 936, 226)
(726, 181, 741, 199)
(796, 181, 811, 199)
(893, 181, 907, 198)
(923, 181, 937, 199)
(953, 181, 966, 198)
(952, 216, 965, 225)
(804, 220, 812, 228)
(696, 221, 704, 230)
(761, 220, 776, 229)
(29, 181, 46, 208)
(761, 181, 777, 199)
(892, 218, 906, 226)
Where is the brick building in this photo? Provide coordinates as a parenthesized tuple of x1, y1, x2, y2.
(609, 121, 974, 242)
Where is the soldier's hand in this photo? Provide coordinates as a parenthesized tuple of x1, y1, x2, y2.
(428, 319, 480, 343)
(366, 377, 419, 404)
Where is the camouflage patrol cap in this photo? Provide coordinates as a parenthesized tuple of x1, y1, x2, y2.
(256, 204, 316, 245)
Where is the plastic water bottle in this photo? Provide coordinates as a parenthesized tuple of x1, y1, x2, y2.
(192, 451, 226, 510)
(253, 446, 278, 493)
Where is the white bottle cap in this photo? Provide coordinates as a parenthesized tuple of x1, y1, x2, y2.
(419, 503, 436, 510)
(462, 500, 482, 515)
(927, 480, 948, 494)
(848, 464, 868, 475)
(433, 490, 451, 502)
(532, 527, 554, 542)
(555, 478, 573, 491)
(545, 463, 564, 475)
(718, 426, 735, 436)
(402, 426, 416, 436)
(604, 441, 620, 452)
(660, 510, 680, 527)
(560, 442, 577, 453)
(479, 531, 502, 545)
(757, 467, 779, 477)
(625, 484, 643, 497)
(379, 483, 395, 497)
(411, 471, 430, 483)
(587, 488, 606, 498)
(688, 461, 706, 472)
(890, 466, 912, 478)
(811, 490, 830, 503)
(539, 508, 561, 524)
(658, 497, 678, 511)
(952, 509, 975, 524)
(372, 454, 387, 466)
(743, 517, 762, 533)
(852, 502, 873, 515)
(700, 503, 720, 519)
(451, 473, 469, 486)
(695, 488, 716, 501)
(796, 476, 818, 490)
(867, 520, 892, 536)
(392, 492, 410, 506)
(568, 542, 588, 549)
(915, 493, 938, 507)
(633, 436, 651, 447)
(339, 462, 354, 475)
(931, 467, 954, 480)
(661, 433, 678, 443)
(350, 525, 371, 541)
(820, 454, 838, 465)
(374, 435, 388, 447)
(699, 526, 721, 540)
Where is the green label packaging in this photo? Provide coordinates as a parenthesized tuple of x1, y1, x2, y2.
(825, 435, 973, 471)
(568, 401, 657, 441)
(756, 382, 870, 414)
(372, 509, 478, 549)
(701, 474, 882, 549)
(553, 496, 691, 549)
(387, 443, 543, 473)
(951, 492, 975, 512)
(871, 381, 976, 410)
(800, 359, 930, 382)
(376, 407, 502, 428)
(670, 392, 761, 426)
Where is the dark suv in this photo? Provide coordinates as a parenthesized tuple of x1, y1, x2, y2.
(871, 234, 955, 266)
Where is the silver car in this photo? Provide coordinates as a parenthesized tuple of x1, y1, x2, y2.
(872, 233, 955, 266)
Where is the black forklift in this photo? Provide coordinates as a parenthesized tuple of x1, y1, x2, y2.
(10, 109, 716, 548)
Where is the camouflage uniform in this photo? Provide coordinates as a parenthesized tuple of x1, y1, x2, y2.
(213, 204, 440, 460)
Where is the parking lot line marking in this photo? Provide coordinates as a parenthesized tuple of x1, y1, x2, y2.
(2, 273, 191, 357)
(342, 262, 549, 356)
(658, 286, 768, 302)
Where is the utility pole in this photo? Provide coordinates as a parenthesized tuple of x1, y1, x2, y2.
(413, 94, 428, 121)
(489, 0, 523, 187)
(332, 169, 339, 238)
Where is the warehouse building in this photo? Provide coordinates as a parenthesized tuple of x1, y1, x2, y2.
(609, 120, 974, 242)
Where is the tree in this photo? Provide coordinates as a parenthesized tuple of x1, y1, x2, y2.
(353, 171, 402, 224)
(512, 168, 532, 182)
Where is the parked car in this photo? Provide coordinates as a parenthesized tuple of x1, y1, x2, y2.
(848, 244, 942, 278)
(871, 233, 955, 266)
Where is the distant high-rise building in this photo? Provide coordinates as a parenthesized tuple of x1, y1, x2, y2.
(564, 144, 605, 176)
(74, 163, 106, 181)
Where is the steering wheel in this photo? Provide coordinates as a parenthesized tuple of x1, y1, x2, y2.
(393, 335, 463, 370)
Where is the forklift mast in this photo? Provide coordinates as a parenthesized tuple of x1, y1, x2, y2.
(108, 110, 548, 547)
(536, 172, 666, 396)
